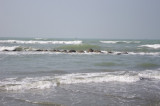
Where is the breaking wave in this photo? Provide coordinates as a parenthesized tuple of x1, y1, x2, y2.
(0, 46, 20, 51)
(0, 72, 138, 91)
(1, 70, 160, 91)
(0, 40, 82, 44)
(139, 44, 160, 49)
(100, 41, 141, 44)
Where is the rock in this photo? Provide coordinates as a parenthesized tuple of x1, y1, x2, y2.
(43, 49, 48, 51)
(3, 49, 9, 51)
(117, 53, 121, 55)
(123, 52, 128, 54)
(36, 49, 43, 51)
(50, 49, 57, 52)
(140, 77, 144, 80)
(87, 49, 94, 52)
(13, 47, 23, 51)
(69, 50, 76, 52)
(108, 51, 113, 54)
(56, 50, 60, 52)
(60, 50, 67, 53)
(77, 50, 84, 53)
(94, 50, 101, 53)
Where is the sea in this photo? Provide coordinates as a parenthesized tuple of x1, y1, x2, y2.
(0, 37, 160, 106)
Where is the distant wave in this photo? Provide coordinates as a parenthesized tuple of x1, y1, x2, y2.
(128, 52, 160, 56)
(34, 38, 45, 40)
(139, 44, 160, 49)
(1, 69, 160, 91)
(0, 40, 82, 44)
(100, 41, 141, 44)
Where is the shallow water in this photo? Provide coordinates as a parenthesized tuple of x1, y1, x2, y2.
(0, 37, 160, 106)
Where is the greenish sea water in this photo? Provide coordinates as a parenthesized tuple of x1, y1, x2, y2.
(0, 37, 160, 106)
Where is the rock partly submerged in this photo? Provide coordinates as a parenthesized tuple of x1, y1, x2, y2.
(2, 48, 130, 55)
(69, 50, 76, 53)
(87, 48, 94, 52)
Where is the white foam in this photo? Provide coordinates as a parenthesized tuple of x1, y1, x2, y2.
(139, 44, 160, 49)
(128, 52, 160, 56)
(138, 70, 160, 79)
(0, 40, 82, 44)
(0, 72, 140, 91)
(2, 70, 160, 91)
(34, 38, 46, 40)
(0, 46, 20, 51)
(100, 41, 141, 44)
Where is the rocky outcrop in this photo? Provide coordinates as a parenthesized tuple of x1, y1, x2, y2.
(60, 50, 67, 53)
(94, 50, 101, 53)
(1, 47, 131, 55)
(3, 49, 9, 51)
(87, 49, 94, 52)
(69, 50, 76, 53)
(122, 52, 128, 54)
(108, 51, 113, 54)
(77, 50, 84, 53)
(35, 49, 43, 51)
(117, 53, 121, 55)
(13, 47, 23, 51)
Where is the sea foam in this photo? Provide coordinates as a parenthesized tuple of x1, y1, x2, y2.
(100, 41, 141, 44)
(139, 44, 160, 49)
(0, 40, 82, 44)
(0, 46, 20, 51)
(0, 71, 141, 91)
(1, 70, 160, 91)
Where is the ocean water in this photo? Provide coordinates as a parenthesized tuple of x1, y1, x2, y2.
(0, 37, 160, 106)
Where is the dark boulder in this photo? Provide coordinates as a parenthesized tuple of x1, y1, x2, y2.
(94, 50, 101, 53)
(87, 49, 94, 52)
(69, 50, 76, 52)
(117, 53, 121, 55)
(3, 49, 9, 51)
(123, 52, 128, 54)
(108, 51, 113, 54)
(60, 50, 67, 53)
(43, 49, 48, 51)
(77, 50, 84, 53)
(36, 49, 43, 51)
(56, 50, 60, 52)
(13, 47, 23, 51)
(50, 49, 57, 52)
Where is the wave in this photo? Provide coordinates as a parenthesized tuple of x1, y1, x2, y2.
(0, 40, 82, 44)
(139, 44, 160, 49)
(128, 52, 160, 56)
(100, 41, 141, 44)
(1, 70, 160, 91)
(0, 72, 139, 91)
(34, 38, 46, 40)
(0, 46, 20, 51)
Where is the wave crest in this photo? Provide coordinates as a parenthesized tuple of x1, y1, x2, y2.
(139, 44, 160, 49)
(1, 70, 160, 91)
(0, 40, 82, 44)
(0, 71, 141, 91)
(100, 41, 141, 44)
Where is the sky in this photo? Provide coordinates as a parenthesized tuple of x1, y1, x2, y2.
(0, 0, 160, 39)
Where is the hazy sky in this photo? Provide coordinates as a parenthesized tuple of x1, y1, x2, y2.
(0, 0, 160, 39)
